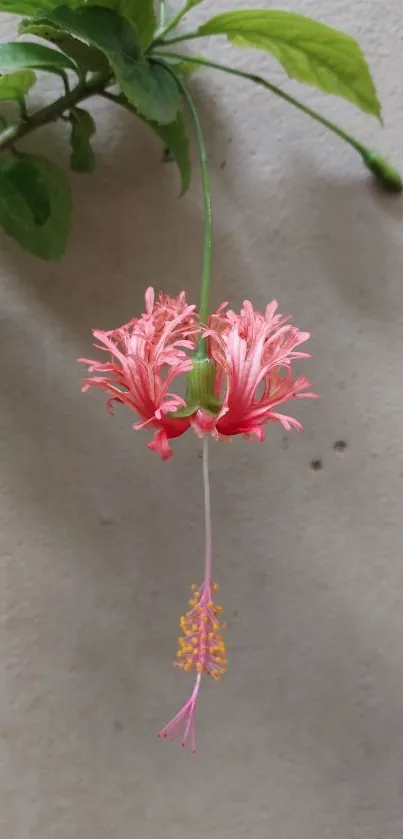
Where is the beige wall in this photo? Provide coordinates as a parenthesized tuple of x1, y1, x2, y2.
(2, 1, 403, 837)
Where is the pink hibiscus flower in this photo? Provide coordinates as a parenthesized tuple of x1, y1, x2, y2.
(80, 288, 315, 458)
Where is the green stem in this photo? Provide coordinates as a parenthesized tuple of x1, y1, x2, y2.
(153, 60, 213, 349)
(158, 0, 167, 29)
(155, 30, 200, 47)
(181, 80, 213, 336)
(152, 52, 402, 192)
(155, 52, 363, 153)
(154, 13, 197, 44)
(0, 73, 111, 153)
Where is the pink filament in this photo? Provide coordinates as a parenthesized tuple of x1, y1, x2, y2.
(157, 439, 212, 752)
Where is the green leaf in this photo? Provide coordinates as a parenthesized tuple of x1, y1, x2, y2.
(86, 0, 157, 49)
(19, 21, 110, 73)
(0, 41, 77, 74)
(138, 59, 181, 124)
(0, 154, 72, 260)
(198, 10, 381, 117)
(37, 6, 180, 123)
(146, 110, 191, 194)
(0, 69, 36, 101)
(0, 0, 85, 10)
(0, 0, 63, 12)
(1, 154, 51, 223)
(69, 106, 96, 172)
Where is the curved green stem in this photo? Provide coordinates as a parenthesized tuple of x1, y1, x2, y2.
(181, 81, 213, 337)
(153, 60, 213, 350)
(153, 52, 402, 192)
(156, 52, 364, 152)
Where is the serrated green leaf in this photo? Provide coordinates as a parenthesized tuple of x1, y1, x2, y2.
(37, 6, 180, 123)
(0, 41, 77, 74)
(146, 110, 191, 194)
(86, 0, 156, 49)
(0, 69, 36, 101)
(69, 106, 96, 172)
(199, 10, 381, 117)
(19, 21, 110, 73)
(0, 154, 72, 260)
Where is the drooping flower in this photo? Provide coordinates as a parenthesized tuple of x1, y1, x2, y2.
(80, 289, 316, 459)
(79, 291, 316, 751)
(79, 287, 198, 459)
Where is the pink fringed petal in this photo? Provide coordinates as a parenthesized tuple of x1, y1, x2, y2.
(199, 300, 316, 441)
(79, 287, 198, 457)
(148, 429, 174, 460)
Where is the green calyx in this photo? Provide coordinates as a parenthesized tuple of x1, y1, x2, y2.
(171, 356, 222, 419)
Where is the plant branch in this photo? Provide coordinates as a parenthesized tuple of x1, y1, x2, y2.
(0, 73, 111, 153)
(153, 52, 402, 192)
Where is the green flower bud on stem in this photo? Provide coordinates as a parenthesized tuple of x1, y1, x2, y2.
(361, 148, 402, 193)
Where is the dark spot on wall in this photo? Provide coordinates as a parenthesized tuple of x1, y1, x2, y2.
(162, 147, 174, 163)
(333, 440, 347, 453)
(310, 459, 323, 471)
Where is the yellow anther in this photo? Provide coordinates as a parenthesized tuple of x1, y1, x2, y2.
(174, 582, 227, 677)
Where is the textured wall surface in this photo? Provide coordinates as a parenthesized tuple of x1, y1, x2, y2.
(2, 1, 403, 837)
